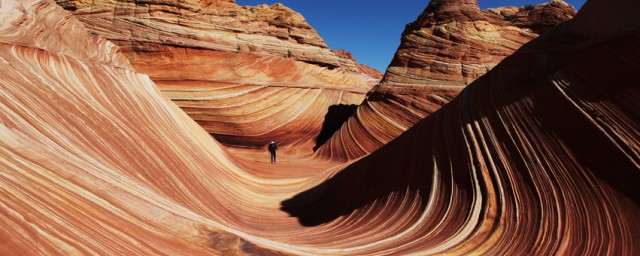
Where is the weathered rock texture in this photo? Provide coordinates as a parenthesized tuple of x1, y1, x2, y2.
(383, 0, 575, 86)
(317, 0, 576, 160)
(0, 0, 278, 254)
(285, 0, 640, 254)
(55, 0, 376, 152)
(332, 49, 383, 84)
(4, 0, 640, 255)
(55, 0, 371, 86)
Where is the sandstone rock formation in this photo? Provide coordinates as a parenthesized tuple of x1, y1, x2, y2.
(332, 49, 383, 84)
(0, 0, 267, 254)
(4, 0, 640, 255)
(383, 0, 575, 86)
(55, 0, 369, 86)
(317, 0, 576, 160)
(56, 0, 377, 152)
(284, 0, 640, 254)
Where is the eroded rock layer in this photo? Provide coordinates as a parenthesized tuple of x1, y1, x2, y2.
(317, 0, 576, 160)
(55, 0, 368, 85)
(159, 80, 367, 153)
(56, 0, 376, 150)
(0, 1, 391, 254)
(383, 0, 576, 87)
(284, 0, 640, 254)
(332, 49, 383, 84)
(0, 0, 262, 254)
(3, 0, 640, 255)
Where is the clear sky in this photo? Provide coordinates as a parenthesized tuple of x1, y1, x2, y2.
(236, 0, 586, 73)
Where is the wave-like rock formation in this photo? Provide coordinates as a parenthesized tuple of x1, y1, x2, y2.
(56, 0, 377, 152)
(284, 0, 640, 254)
(317, 0, 576, 160)
(4, 0, 640, 255)
(0, 1, 288, 254)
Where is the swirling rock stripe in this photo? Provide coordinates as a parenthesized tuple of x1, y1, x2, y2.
(0, 1, 291, 254)
(157, 79, 367, 153)
(56, 0, 375, 88)
(315, 86, 461, 160)
(0, 0, 131, 68)
(284, 37, 640, 255)
(55, 0, 379, 151)
(0, 1, 377, 254)
(0, 42, 231, 255)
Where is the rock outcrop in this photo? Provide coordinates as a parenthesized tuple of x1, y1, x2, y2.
(55, 0, 369, 86)
(317, 0, 576, 160)
(284, 0, 640, 254)
(55, 0, 377, 152)
(0, 0, 270, 254)
(3, 0, 640, 255)
(332, 49, 383, 84)
(383, 0, 575, 86)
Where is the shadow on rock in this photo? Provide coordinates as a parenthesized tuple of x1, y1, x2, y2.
(313, 104, 358, 151)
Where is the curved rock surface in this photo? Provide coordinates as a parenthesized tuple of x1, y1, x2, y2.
(3, 0, 640, 255)
(56, 0, 376, 151)
(317, 0, 576, 160)
(285, 0, 640, 254)
(0, 0, 271, 254)
(384, 0, 575, 87)
(286, 35, 640, 255)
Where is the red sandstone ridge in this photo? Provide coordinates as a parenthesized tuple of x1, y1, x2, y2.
(332, 49, 383, 84)
(382, 0, 576, 86)
(485, 0, 578, 34)
(55, 0, 371, 87)
(316, 0, 576, 160)
(56, 0, 376, 152)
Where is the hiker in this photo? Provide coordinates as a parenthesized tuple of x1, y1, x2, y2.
(268, 141, 277, 163)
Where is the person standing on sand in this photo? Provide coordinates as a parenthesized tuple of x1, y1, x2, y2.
(268, 141, 277, 163)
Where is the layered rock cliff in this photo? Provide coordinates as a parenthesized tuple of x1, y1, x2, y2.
(317, 0, 576, 159)
(382, 0, 575, 86)
(55, 0, 370, 85)
(55, 0, 376, 152)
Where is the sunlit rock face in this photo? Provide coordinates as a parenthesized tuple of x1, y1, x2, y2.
(332, 49, 383, 85)
(317, 0, 576, 160)
(383, 0, 576, 86)
(55, 0, 370, 86)
(55, 0, 377, 152)
(0, 0, 281, 254)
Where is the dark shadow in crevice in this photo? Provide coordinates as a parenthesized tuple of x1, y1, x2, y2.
(313, 104, 358, 151)
(281, 135, 435, 226)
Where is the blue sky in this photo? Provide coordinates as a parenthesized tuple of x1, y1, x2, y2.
(236, 0, 586, 73)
